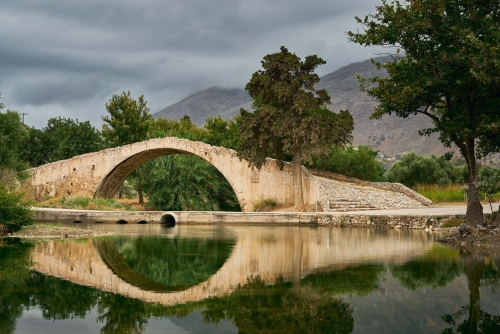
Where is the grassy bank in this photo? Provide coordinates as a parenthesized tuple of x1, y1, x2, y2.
(37, 196, 147, 211)
(414, 184, 466, 203)
(415, 184, 500, 204)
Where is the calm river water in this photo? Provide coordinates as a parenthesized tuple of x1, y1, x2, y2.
(1, 224, 500, 333)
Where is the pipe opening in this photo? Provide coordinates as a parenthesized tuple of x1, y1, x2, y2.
(137, 220, 148, 225)
(73, 220, 82, 224)
(116, 219, 128, 225)
(160, 213, 177, 227)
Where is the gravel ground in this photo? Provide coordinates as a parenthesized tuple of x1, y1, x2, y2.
(4, 224, 115, 239)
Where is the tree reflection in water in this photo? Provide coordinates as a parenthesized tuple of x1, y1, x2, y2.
(441, 251, 500, 334)
(202, 276, 354, 334)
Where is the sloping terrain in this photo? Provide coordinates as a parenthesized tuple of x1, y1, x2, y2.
(153, 57, 448, 157)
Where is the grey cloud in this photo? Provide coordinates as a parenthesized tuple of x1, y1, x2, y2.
(0, 0, 384, 128)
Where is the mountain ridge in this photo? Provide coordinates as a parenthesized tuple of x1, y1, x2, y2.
(153, 57, 447, 158)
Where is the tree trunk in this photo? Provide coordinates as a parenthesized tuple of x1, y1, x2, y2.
(138, 180, 144, 204)
(463, 253, 484, 334)
(294, 147, 304, 210)
(465, 140, 484, 226)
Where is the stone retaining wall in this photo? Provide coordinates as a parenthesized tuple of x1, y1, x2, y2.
(316, 177, 429, 212)
(318, 214, 463, 232)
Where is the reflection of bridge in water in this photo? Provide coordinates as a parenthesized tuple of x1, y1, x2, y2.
(31, 226, 436, 306)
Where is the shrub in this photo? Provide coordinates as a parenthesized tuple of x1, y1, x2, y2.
(252, 198, 278, 212)
(386, 153, 463, 188)
(0, 185, 35, 233)
(442, 218, 462, 228)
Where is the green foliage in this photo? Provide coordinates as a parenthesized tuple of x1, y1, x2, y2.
(152, 115, 208, 141)
(19, 117, 105, 167)
(110, 236, 235, 288)
(38, 196, 132, 211)
(238, 46, 353, 169)
(141, 155, 241, 211)
(0, 109, 29, 174)
(308, 145, 385, 181)
(203, 276, 354, 334)
(415, 184, 466, 203)
(478, 166, 500, 212)
(203, 114, 241, 150)
(442, 218, 463, 228)
(102, 91, 153, 147)
(348, 0, 500, 224)
(389, 247, 463, 291)
(386, 153, 463, 188)
(0, 184, 34, 233)
(301, 263, 385, 296)
(252, 197, 278, 211)
(237, 46, 353, 207)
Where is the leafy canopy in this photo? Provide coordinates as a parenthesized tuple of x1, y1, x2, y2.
(348, 0, 500, 154)
(308, 145, 385, 182)
(102, 91, 153, 147)
(19, 117, 104, 167)
(348, 0, 500, 224)
(237, 46, 353, 169)
(386, 152, 463, 187)
(0, 109, 29, 174)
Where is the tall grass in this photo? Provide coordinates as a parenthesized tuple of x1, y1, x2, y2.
(38, 196, 145, 211)
(414, 184, 466, 203)
(415, 184, 500, 203)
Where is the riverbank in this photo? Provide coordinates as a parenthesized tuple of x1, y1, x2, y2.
(5, 223, 115, 239)
(438, 223, 500, 249)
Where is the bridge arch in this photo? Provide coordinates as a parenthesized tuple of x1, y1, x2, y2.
(94, 147, 243, 210)
(28, 137, 313, 211)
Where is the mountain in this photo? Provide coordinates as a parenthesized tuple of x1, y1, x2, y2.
(153, 57, 448, 157)
(153, 87, 251, 125)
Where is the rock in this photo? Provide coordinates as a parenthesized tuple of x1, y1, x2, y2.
(425, 228, 430, 232)
(461, 242, 467, 246)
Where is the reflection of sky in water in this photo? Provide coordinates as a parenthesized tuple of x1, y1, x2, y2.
(3, 225, 500, 333)
(15, 308, 236, 334)
(346, 273, 500, 334)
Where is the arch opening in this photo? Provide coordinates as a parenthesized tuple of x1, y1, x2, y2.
(94, 236, 236, 292)
(160, 214, 177, 227)
(137, 220, 148, 225)
(116, 219, 128, 225)
(95, 148, 242, 212)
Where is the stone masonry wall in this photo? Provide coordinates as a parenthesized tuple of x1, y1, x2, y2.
(315, 176, 428, 212)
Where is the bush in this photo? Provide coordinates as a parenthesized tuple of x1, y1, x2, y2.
(386, 153, 463, 188)
(252, 198, 278, 212)
(0, 185, 35, 233)
(442, 218, 462, 228)
(308, 145, 385, 182)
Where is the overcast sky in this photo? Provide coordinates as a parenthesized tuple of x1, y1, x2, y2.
(0, 0, 384, 129)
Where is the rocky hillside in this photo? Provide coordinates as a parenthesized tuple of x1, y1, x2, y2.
(154, 87, 251, 125)
(153, 57, 448, 158)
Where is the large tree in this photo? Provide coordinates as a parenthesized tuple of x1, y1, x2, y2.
(237, 46, 354, 209)
(0, 109, 29, 175)
(102, 91, 153, 203)
(102, 91, 153, 147)
(348, 0, 500, 225)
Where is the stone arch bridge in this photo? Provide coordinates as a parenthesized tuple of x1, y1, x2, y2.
(26, 137, 318, 211)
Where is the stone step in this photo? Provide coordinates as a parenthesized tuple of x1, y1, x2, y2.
(329, 204, 376, 209)
(327, 207, 377, 212)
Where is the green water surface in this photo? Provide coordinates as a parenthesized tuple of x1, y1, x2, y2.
(1, 225, 499, 334)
